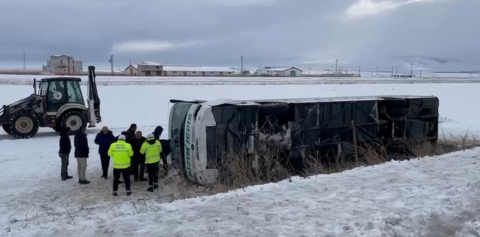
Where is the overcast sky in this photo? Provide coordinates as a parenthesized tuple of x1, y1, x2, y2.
(0, 0, 478, 70)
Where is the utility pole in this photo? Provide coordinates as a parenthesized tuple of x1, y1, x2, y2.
(410, 63, 414, 76)
(358, 66, 361, 76)
(376, 66, 379, 75)
(241, 56, 243, 73)
(109, 55, 114, 75)
(335, 59, 338, 74)
(23, 52, 26, 71)
(309, 67, 312, 75)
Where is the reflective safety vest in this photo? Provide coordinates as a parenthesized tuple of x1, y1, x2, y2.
(140, 138, 163, 164)
(108, 140, 133, 169)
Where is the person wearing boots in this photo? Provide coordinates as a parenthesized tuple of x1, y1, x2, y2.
(59, 127, 73, 181)
(108, 135, 134, 196)
(112, 131, 127, 184)
(140, 133, 163, 192)
(74, 127, 90, 184)
(94, 126, 115, 179)
(130, 131, 147, 182)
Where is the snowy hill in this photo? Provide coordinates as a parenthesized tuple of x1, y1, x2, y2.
(303, 56, 479, 75)
(395, 55, 479, 73)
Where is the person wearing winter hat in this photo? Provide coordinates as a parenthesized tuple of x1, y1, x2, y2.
(140, 133, 163, 192)
(108, 134, 134, 196)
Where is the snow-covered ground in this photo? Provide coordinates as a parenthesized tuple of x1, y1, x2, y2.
(1, 74, 480, 86)
(1, 83, 480, 236)
(32, 148, 480, 237)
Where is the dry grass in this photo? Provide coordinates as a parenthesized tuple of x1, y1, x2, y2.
(217, 142, 291, 189)
(204, 132, 480, 193)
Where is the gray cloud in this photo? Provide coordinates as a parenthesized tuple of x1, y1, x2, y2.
(0, 0, 478, 71)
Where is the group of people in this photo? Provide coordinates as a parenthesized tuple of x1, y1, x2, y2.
(58, 123, 171, 196)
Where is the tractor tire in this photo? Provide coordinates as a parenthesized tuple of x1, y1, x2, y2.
(61, 110, 87, 135)
(2, 123, 11, 135)
(8, 110, 40, 139)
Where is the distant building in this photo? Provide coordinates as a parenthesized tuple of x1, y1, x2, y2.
(161, 65, 237, 76)
(132, 61, 238, 76)
(137, 61, 162, 76)
(124, 64, 138, 76)
(43, 55, 83, 74)
(256, 67, 302, 77)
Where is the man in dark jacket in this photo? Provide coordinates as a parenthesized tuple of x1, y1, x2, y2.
(153, 126, 171, 174)
(94, 126, 115, 179)
(124, 124, 137, 142)
(129, 131, 147, 182)
(59, 127, 73, 181)
(74, 127, 90, 184)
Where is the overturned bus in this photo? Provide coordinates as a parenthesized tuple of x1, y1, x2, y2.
(168, 95, 439, 185)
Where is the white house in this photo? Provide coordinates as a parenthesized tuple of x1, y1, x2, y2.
(161, 65, 237, 76)
(256, 67, 303, 77)
(137, 61, 162, 76)
(43, 55, 83, 74)
(124, 64, 138, 76)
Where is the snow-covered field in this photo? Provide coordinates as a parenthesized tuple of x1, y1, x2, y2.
(1, 82, 480, 236)
(1, 74, 480, 86)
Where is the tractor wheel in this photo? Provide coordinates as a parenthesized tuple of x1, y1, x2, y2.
(8, 111, 40, 139)
(52, 118, 64, 133)
(61, 110, 87, 134)
(2, 123, 11, 135)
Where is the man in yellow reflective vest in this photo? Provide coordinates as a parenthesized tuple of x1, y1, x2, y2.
(108, 135, 134, 196)
(140, 133, 163, 192)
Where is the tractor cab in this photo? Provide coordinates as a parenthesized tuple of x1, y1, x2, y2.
(35, 77, 85, 113)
